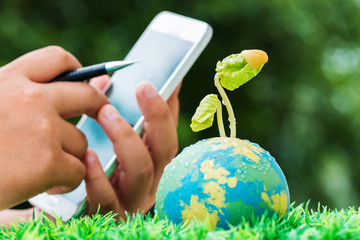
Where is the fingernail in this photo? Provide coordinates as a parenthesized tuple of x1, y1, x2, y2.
(143, 83, 158, 99)
(86, 150, 96, 165)
(102, 104, 120, 121)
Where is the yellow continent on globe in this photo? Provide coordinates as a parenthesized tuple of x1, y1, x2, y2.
(181, 157, 240, 229)
(200, 159, 238, 187)
(261, 190, 288, 216)
(180, 195, 219, 230)
(208, 138, 263, 163)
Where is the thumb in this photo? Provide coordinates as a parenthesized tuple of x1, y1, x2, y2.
(84, 149, 124, 219)
(89, 75, 111, 92)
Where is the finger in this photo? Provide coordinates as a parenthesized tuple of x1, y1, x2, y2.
(59, 119, 88, 160)
(45, 82, 109, 119)
(84, 149, 124, 219)
(2, 46, 82, 83)
(166, 82, 181, 126)
(135, 82, 178, 188)
(47, 151, 86, 194)
(0, 208, 41, 226)
(89, 75, 111, 92)
(97, 104, 154, 210)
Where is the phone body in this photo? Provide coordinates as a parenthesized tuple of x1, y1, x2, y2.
(29, 11, 212, 221)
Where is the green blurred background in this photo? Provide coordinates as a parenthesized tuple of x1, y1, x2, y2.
(1, 0, 360, 210)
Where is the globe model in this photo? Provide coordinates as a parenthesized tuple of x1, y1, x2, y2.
(155, 137, 290, 229)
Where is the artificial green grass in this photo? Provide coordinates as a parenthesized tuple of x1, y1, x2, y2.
(1, 202, 360, 239)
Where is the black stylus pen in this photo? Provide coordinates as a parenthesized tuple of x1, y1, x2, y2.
(51, 60, 137, 82)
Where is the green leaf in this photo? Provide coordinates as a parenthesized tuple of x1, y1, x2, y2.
(190, 94, 219, 132)
(215, 53, 264, 91)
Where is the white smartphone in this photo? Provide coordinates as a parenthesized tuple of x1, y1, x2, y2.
(29, 11, 212, 221)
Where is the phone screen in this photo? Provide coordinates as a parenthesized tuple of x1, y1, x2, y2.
(62, 30, 193, 204)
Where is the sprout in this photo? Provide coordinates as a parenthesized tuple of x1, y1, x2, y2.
(190, 49, 268, 138)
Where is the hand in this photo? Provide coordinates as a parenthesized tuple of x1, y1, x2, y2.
(84, 77, 180, 218)
(0, 46, 109, 210)
(0, 76, 180, 224)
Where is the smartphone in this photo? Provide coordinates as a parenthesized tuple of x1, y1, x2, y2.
(29, 11, 212, 221)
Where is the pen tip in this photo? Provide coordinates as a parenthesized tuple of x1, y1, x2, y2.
(105, 60, 139, 72)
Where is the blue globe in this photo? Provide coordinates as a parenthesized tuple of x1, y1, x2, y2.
(155, 137, 290, 229)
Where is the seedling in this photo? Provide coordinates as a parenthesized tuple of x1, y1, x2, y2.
(190, 49, 268, 137)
